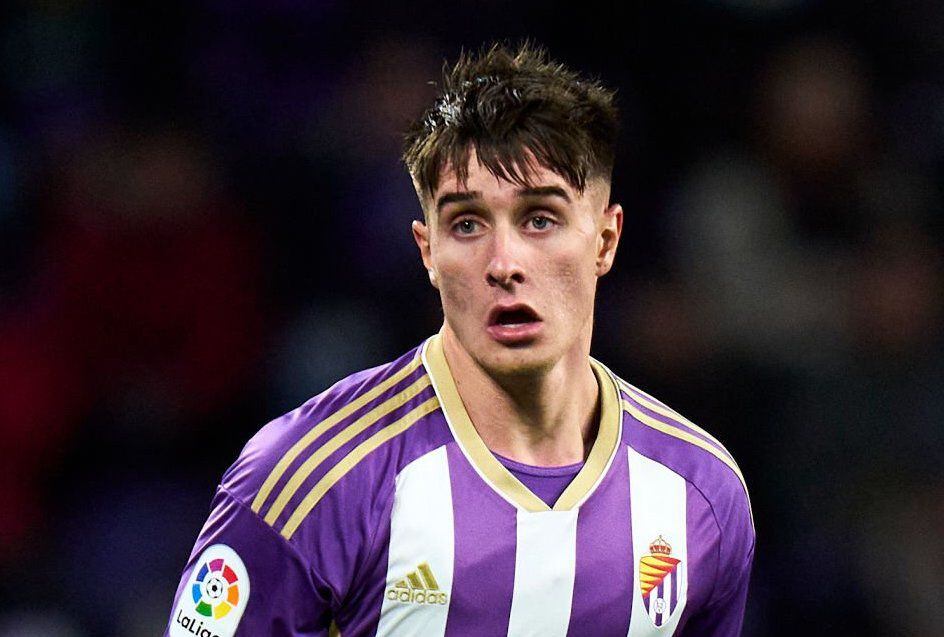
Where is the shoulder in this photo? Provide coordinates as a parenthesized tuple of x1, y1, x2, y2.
(219, 342, 452, 543)
(605, 369, 756, 608)
(610, 370, 754, 541)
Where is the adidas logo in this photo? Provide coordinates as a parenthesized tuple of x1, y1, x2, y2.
(386, 562, 448, 605)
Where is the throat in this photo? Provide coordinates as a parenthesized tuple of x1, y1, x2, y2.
(445, 338, 601, 466)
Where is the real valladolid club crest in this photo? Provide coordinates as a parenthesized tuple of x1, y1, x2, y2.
(639, 535, 682, 626)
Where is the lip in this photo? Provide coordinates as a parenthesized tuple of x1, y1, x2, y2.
(485, 303, 544, 346)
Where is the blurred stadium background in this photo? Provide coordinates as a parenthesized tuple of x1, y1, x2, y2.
(0, 1, 942, 635)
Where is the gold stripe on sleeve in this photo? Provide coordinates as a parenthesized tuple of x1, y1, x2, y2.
(623, 400, 753, 523)
(280, 397, 440, 539)
(263, 375, 432, 525)
(618, 380, 735, 462)
(251, 354, 423, 514)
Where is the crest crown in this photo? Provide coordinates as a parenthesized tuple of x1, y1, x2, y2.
(649, 535, 672, 555)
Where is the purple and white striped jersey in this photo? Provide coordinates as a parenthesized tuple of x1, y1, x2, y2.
(166, 333, 754, 637)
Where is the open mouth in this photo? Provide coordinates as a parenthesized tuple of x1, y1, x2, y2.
(489, 305, 541, 327)
(485, 304, 544, 344)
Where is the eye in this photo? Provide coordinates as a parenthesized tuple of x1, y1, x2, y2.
(528, 215, 554, 231)
(454, 218, 479, 235)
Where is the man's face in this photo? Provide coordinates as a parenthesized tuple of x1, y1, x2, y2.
(412, 152, 622, 377)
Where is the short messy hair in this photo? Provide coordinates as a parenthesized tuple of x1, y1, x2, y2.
(403, 41, 619, 203)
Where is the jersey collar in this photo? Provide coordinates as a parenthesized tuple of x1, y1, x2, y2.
(422, 332, 622, 512)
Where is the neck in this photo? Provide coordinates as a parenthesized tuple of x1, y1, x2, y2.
(441, 326, 600, 466)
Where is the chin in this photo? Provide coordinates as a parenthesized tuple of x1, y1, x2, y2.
(474, 340, 557, 379)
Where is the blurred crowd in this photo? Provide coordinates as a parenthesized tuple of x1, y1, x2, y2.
(0, 1, 941, 636)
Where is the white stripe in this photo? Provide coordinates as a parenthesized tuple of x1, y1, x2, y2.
(627, 448, 688, 637)
(377, 446, 454, 637)
(506, 509, 578, 636)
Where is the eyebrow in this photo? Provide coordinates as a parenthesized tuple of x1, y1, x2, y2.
(516, 185, 571, 203)
(436, 191, 481, 212)
(435, 185, 571, 212)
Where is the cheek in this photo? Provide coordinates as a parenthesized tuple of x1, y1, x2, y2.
(441, 280, 470, 315)
(546, 249, 597, 318)
(436, 259, 477, 315)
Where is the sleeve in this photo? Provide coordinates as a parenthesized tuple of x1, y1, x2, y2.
(681, 485, 756, 636)
(164, 487, 335, 637)
(680, 539, 754, 636)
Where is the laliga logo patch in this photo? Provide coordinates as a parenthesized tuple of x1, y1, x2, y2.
(170, 544, 250, 637)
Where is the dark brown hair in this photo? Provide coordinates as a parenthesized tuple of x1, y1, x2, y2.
(403, 41, 618, 202)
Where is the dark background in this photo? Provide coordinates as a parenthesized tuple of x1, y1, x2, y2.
(1, 1, 942, 635)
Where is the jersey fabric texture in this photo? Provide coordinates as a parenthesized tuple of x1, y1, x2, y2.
(165, 333, 755, 637)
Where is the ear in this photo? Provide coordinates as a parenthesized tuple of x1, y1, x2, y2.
(412, 219, 438, 288)
(596, 202, 623, 277)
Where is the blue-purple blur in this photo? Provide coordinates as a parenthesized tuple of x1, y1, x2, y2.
(0, 2, 941, 636)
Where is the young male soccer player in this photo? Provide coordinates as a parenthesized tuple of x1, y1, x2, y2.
(166, 43, 754, 637)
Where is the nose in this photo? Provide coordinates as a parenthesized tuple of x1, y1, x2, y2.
(485, 228, 525, 289)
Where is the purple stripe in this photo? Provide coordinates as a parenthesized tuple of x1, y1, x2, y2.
(336, 494, 394, 637)
(444, 443, 516, 637)
(620, 389, 733, 461)
(656, 581, 665, 626)
(682, 481, 717, 615)
(566, 446, 632, 637)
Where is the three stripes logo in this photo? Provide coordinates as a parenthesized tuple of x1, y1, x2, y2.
(386, 562, 448, 606)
